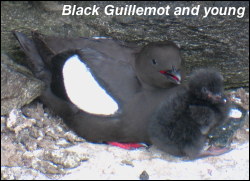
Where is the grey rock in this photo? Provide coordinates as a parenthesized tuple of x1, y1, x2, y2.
(121, 160, 134, 167)
(32, 160, 64, 175)
(21, 102, 45, 120)
(6, 109, 36, 134)
(139, 170, 149, 180)
(1, 166, 49, 180)
(44, 149, 89, 168)
(1, 54, 44, 115)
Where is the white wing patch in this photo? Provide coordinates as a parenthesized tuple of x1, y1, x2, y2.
(62, 55, 119, 115)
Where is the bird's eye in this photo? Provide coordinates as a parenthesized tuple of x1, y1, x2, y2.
(152, 59, 157, 65)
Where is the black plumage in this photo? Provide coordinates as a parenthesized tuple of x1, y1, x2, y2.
(148, 69, 230, 158)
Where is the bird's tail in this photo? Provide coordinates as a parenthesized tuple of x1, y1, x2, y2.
(13, 31, 51, 84)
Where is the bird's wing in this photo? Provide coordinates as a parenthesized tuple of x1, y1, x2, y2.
(76, 48, 141, 103)
(31, 31, 142, 103)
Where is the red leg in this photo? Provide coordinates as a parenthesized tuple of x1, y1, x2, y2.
(107, 142, 148, 150)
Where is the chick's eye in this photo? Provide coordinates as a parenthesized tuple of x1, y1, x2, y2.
(152, 59, 157, 65)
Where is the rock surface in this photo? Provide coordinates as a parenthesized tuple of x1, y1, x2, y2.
(1, 54, 44, 115)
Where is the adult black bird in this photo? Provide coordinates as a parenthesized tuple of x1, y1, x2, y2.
(148, 69, 230, 158)
(13, 31, 183, 142)
(14, 31, 229, 158)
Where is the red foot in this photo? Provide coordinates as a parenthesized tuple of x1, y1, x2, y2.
(107, 142, 147, 150)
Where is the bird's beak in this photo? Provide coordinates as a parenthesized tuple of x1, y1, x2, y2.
(159, 69, 181, 84)
(208, 92, 225, 104)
